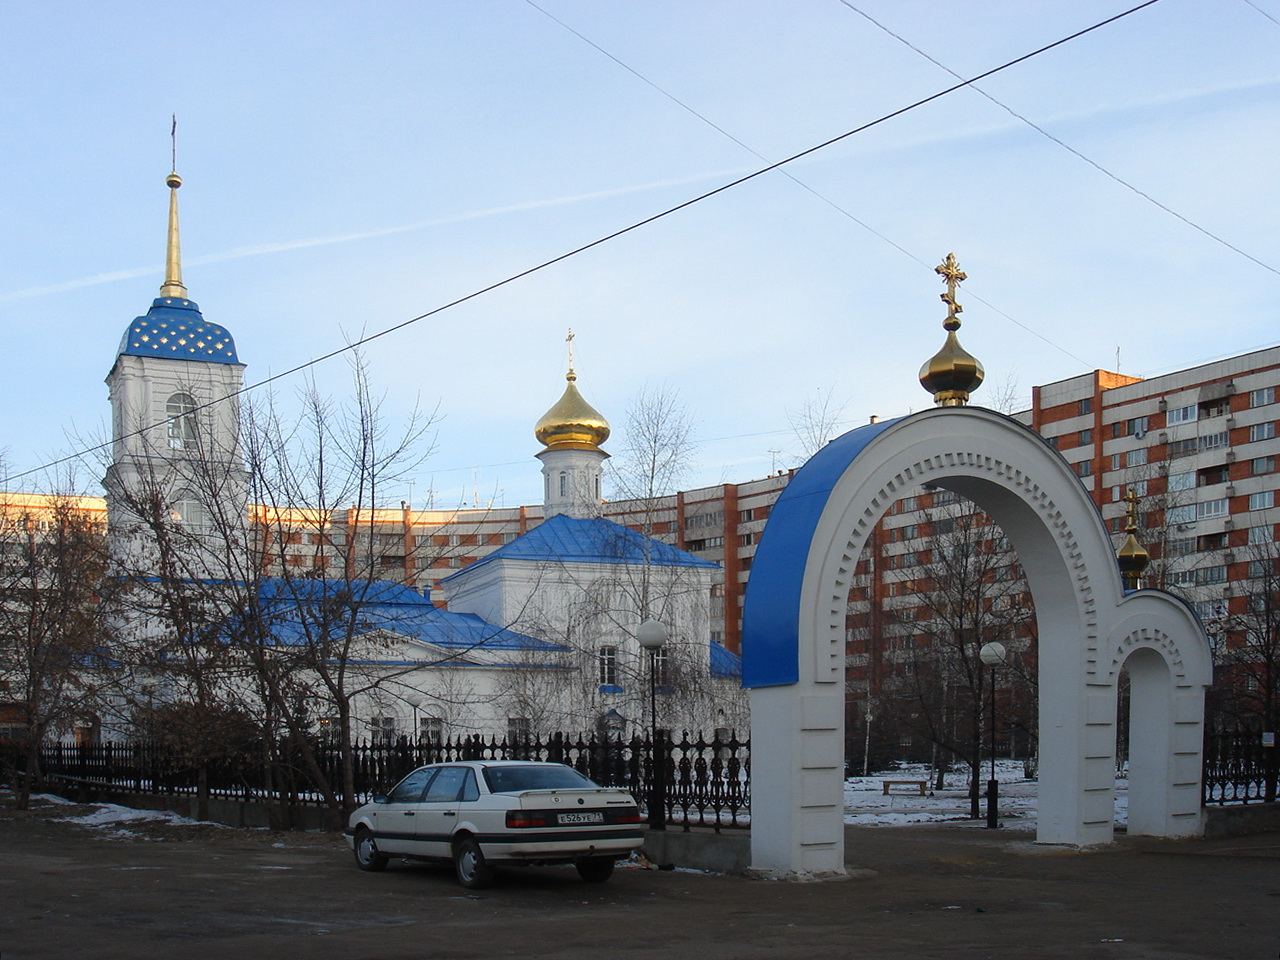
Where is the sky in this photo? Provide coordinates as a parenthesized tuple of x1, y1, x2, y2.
(2, 0, 1279, 510)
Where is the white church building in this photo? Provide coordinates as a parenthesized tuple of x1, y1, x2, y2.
(99, 170, 744, 744)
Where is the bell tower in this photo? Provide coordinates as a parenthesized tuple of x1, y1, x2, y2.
(103, 167, 247, 570)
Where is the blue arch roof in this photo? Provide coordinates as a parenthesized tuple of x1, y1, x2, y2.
(741, 416, 904, 688)
(117, 297, 239, 364)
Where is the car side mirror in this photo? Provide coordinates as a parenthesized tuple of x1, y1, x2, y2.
(372, 794, 388, 804)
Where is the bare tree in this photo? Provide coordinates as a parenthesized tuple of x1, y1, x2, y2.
(0, 492, 112, 809)
(876, 492, 1036, 812)
(788, 387, 847, 462)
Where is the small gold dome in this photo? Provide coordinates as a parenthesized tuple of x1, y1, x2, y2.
(919, 330, 985, 406)
(1116, 488, 1149, 590)
(535, 372, 610, 451)
(919, 253, 984, 407)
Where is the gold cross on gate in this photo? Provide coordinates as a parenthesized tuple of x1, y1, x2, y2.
(935, 253, 967, 330)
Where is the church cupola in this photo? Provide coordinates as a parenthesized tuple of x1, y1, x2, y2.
(536, 331, 609, 519)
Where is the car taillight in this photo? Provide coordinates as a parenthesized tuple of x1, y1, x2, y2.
(616, 808, 643, 824)
(505, 810, 551, 828)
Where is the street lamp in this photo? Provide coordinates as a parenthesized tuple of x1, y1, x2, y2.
(404, 692, 423, 750)
(637, 619, 669, 831)
(979, 641, 1007, 829)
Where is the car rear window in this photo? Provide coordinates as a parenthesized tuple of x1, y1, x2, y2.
(482, 765, 599, 793)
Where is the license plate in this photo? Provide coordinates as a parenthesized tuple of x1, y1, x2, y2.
(557, 811, 604, 825)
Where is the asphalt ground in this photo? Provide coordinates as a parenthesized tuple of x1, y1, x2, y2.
(1, 798, 1277, 960)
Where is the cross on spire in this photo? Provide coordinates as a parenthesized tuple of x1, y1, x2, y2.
(935, 252, 967, 331)
(565, 328, 577, 381)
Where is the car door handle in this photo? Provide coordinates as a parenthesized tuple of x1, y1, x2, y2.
(443, 812, 455, 817)
(404, 811, 416, 817)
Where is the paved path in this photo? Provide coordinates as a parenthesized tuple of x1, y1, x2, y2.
(1, 801, 1276, 959)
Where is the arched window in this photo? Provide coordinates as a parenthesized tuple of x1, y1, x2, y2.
(559, 471, 568, 497)
(166, 392, 197, 451)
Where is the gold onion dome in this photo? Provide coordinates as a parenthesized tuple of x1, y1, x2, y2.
(919, 253, 984, 406)
(535, 334, 610, 451)
(1116, 489, 1150, 589)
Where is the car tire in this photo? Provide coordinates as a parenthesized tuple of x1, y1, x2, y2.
(353, 827, 389, 872)
(575, 857, 615, 883)
(453, 837, 494, 890)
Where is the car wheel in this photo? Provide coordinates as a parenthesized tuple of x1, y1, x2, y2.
(575, 857, 615, 883)
(353, 827, 389, 872)
(453, 837, 494, 890)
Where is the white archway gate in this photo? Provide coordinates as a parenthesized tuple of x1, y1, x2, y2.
(742, 407, 1212, 876)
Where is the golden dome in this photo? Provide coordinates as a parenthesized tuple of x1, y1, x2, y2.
(1116, 488, 1149, 590)
(919, 253, 984, 406)
(535, 370, 610, 451)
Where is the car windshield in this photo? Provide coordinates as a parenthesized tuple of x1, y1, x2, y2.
(482, 764, 599, 793)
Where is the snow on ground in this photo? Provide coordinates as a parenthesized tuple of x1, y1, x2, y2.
(844, 761, 1130, 830)
(20, 795, 230, 840)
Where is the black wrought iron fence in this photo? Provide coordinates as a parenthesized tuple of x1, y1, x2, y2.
(1202, 727, 1278, 805)
(34, 729, 750, 830)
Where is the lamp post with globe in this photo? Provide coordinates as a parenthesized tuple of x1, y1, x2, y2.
(637, 619, 669, 831)
(979, 641, 1007, 829)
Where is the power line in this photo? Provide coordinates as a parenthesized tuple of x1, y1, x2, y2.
(524, 0, 1093, 367)
(5, 0, 1161, 487)
(838, 0, 1280, 279)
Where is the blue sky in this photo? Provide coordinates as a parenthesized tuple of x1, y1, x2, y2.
(2, 0, 1278, 508)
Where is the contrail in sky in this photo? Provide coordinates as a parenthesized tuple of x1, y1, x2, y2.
(0, 169, 744, 306)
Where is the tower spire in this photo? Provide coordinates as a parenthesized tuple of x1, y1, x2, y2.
(159, 116, 187, 300)
(566, 327, 577, 382)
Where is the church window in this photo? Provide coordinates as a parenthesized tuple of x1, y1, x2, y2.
(598, 646, 619, 687)
(166, 392, 198, 450)
(170, 493, 207, 532)
(559, 472, 568, 497)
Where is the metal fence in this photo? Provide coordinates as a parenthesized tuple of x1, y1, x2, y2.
(33, 729, 750, 831)
(1202, 727, 1278, 805)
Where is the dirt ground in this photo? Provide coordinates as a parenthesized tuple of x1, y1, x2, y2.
(1, 797, 1277, 960)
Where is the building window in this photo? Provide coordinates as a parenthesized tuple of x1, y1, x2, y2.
(1078, 429, 1092, 445)
(165, 392, 198, 450)
(558, 472, 568, 497)
(710, 582, 724, 597)
(1110, 453, 1123, 471)
(598, 646, 619, 687)
(507, 717, 531, 742)
(1165, 537, 1195, 558)
(1046, 436, 1059, 449)
(1252, 457, 1274, 475)
(1199, 498, 1229, 519)
(420, 717, 444, 744)
(1129, 447, 1148, 466)
(1167, 403, 1197, 425)
(1249, 525, 1273, 545)
(1248, 559, 1273, 580)
(1249, 491, 1274, 511)
(1250, 422, 1276, 442)
(1250, 387, 1275, 408)
(1200, 431, 1229, 451)
(1194, 565, 1227, 586)
(1078, 397, 1093, 416)
(1075, 461, 1092, 478)
(370, 716, 397, 744)
(170, 493, 206, 531)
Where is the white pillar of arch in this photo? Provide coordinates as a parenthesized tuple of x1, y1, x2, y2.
(742, 407, 1212, 877)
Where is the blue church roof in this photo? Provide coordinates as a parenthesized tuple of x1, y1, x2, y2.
(255, 577, 561, 652)
(710, 641, 741, 679)
(117, 297, 239, 364)
(441, 514, 719, 583)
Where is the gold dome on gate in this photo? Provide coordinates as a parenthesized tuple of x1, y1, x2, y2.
(1116, 488, 1150, 590)
(919, 253, 984, 406)
(535, 330, 610, 452)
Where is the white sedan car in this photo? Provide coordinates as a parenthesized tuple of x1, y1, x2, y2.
(345, 760, 645, 888)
